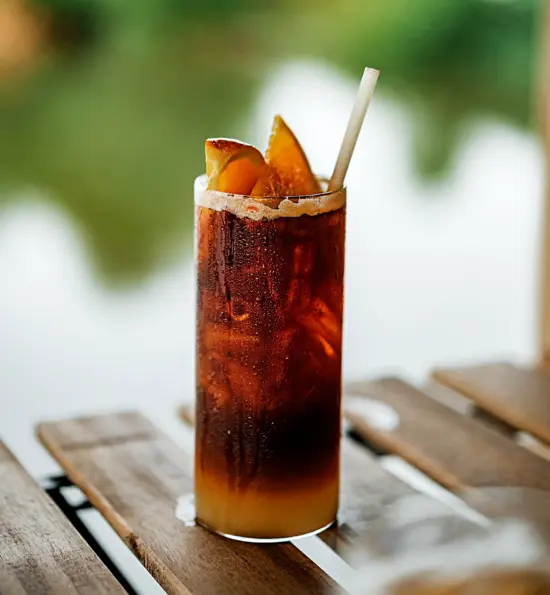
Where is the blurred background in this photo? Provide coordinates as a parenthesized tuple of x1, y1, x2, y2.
(0, 0, 544, 476)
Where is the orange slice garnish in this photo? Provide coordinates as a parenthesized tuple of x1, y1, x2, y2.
(205, 138, 264, 194)
(265, 116, 321, 196)
(250, 163, 289, 197)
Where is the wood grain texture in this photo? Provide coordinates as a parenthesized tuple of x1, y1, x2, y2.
(433, 363, 550, 444)
(177, 403, 476, 555)
(37, 412, 342, 595)
(0, 441, 125, 594)
(424, 382, 518, 436)
(422, 382, 470, 414)
(470, 406, 519, 437)
(344, 378, 550, 493)
(426, 380, 518, 440)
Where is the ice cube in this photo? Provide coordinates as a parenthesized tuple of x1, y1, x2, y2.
(299, 297, 342, 359)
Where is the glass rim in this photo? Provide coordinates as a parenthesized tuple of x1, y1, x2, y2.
(194, 173, 346, 205)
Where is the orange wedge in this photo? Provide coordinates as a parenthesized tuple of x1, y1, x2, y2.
(265, 116, 321, 196)
(250, 163, 289, 197)
(205, 138, 264, 194)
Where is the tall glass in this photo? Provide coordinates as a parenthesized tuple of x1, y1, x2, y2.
(194, 175, 346, 542)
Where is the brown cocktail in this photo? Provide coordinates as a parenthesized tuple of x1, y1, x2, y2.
(194, 117, 345, 541)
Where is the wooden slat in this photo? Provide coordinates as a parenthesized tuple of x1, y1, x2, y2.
(433, 363, 550, 444)
(344, 378, 550, 493)
(424, 381, 518, 436)
(37, 412, 342, 595)
(422, 381, 470, 414)
(0, 441, 125, 594)
(426, 381, 542, 446)
(465, 486, 550, 545)
(178, 404, 478, 555)
(38, 410, 159, 449)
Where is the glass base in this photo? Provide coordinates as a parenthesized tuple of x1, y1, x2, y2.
(196, 518, 336, 543)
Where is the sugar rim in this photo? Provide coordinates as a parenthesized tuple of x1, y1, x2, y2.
(194, 174, 346, 221)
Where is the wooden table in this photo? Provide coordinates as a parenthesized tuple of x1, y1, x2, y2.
(0, 441, 126, 593)
(2, 361, 550, 593)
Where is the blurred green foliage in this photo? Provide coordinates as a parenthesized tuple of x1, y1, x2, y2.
(276, 0, 538, 176)
(0, 0, 539, 283)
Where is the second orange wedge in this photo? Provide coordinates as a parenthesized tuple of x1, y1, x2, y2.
(265, 116, 321, 196)
(250, 163, 289, 197)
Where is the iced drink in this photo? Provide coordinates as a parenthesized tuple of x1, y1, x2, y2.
(194, 117, 345, 541)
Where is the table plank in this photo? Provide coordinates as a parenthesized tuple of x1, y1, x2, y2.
(433, 363, 550, 444)
(0, 441, 125, 594)
(422, 382, 470, 414)
(344, 378, 550, 493)
(424, 381, 519, 437)
(37, 412, 341, 595)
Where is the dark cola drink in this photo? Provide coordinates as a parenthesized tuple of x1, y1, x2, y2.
(194, 176, 346, 541)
